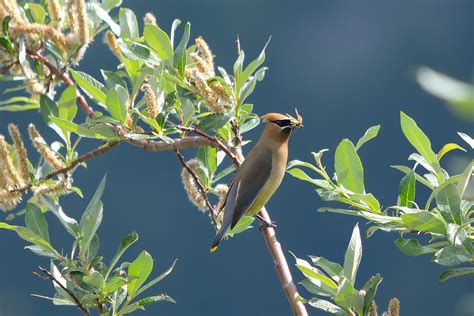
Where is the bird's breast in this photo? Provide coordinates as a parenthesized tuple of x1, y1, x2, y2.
(245, 147, 288, 216)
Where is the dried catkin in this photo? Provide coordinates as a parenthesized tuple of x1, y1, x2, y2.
(0, 135, 22, 188)
(28, 124, 65, 171)
(142, 84, 161, 119)
(105, 30, 120, 58)
(143, 12, 156, 25)
(181, 159, 207, 211)
(7, 124, 29, 183)
(75, 0, 89, 45)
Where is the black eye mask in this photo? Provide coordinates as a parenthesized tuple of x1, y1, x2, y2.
(272, 119, 292, 128)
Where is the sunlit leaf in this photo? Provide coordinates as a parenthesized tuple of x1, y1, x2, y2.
(335, 139, 364, 194)
(355, 125, 380, 150)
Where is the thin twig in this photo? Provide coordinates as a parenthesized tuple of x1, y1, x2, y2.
(175, 150, 218, 226)
(27, 52, 96, 119)
(176, 126, 240, 166)
(11, 141, 120, 194)
(34, 267, 90, 316)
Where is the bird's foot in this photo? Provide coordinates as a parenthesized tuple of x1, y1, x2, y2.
(256, 215, 277, 231)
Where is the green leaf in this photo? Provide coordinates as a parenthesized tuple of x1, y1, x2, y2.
(458, 161, 473, 197)
(239, 115, 260, 134)
(25, 203, 49, 243)
(101, 70, 128, 90)
(118, 41, 151, 62)
(400, 112, 441, 179)
(439, 267, 474, 282)
(50, 117, 119, 140)
(437, 143, 466, 160)
(134, 259, 177, 298)
(70, 70, 106, 106)
(94, 3, 121, 34)
(401, 211, 446, 234)
(433, 245, 473, 266)
(446, 224, 473, 255)
(58, 85, 77, 121)
(40, 196, 78, 238)
(2, 16, 11, 35)
(308, 298, 343, 313)
(294, 256, 338, 292)
(435, 183, 463, 225)
(198, 113, 231, 132)
(119, 8, 138, 39)
(391, 165, 435, 189)
(351, 193, 381, 212)
(226, 216, 254, 237)
(362, 274, 383, 315)
(308, 256, 343, 282)
(128, 250, 154, 300)
(299, 279, 333, 297)
(105, 231, 138, 280)
(235, 39, 269, 94)
(120, 294, 175, 314)
(197, 146, 217, 181)
(395, 238, 439, 256)
(83, 271, 105, 290)
(0, 103, 39, 111)
(287, 168, 331, 189)
(144, 24, 173, 62)
(106, 85, 129, 123)
(343, 223, 362, 284)
(0, 222, 60, 259)
(335, 139, 365, 194)
(398, 170, 416, 207)
(40, 94, 58, 126)
(355, 125, 380, 150)
(173, 22, 190, 78)
(333, 277, 356, 310)
(79, 176, 106, 254)
(26, 3, 46, 23)
(104, 276, 128, 294)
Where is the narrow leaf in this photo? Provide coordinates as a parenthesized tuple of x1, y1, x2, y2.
(355, 125, 380, 150)
(343, 223, 362, 284)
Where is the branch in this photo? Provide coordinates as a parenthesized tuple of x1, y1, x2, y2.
(28, 52, 96, 119)
(233, 139, 307, 316)
(175, 149, 218, 226)
(11, 141, 120, 194)
(34, 267, 90, 316)
(176, 126, 239, 166)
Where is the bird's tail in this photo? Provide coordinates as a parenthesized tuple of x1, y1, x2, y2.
(210, 225, 228, 253)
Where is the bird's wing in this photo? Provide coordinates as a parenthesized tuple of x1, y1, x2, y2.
(225, 147, 272, 229)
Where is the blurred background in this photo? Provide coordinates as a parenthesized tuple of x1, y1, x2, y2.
(0, 0, 473, 315)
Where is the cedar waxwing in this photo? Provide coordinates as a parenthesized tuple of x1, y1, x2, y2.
(210, 112, 303, 252)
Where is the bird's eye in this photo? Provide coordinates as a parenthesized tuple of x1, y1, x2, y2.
(272, 119, 292, 128)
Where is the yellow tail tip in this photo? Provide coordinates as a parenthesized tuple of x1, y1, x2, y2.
(210, 245, 218, 253)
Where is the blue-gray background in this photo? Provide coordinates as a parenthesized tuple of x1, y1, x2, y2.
(1, 0, 473, 315)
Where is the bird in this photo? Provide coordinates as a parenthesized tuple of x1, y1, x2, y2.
(210, 111, 303, 252)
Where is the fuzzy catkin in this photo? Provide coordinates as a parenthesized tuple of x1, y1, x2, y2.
(0, 190, 22, 211)
(105, 30, 120, 58)
(66, 0, 78, 33)
(10, 23, 68, 51)
(186, 68, 226, 113)
(0, 135, 22, 188)
(143, 12, 156, 25)
(7, 124, 29, 183)
(213, 184, 228, 226)
(48, 0, 61, 26)
(75, 0, 89, 45)
(32, 179, 69, 196)
(388, 298, 400, 316)
(195, 36, 214, 71)
(28, 124, 65, 171)
(181, 159, 207, 211)
(190, 53, 214, 77)
(142, 84, 160, 119)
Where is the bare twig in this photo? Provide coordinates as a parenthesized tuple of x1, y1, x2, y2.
(34, 267, 90, 316)
(175, 149, 218, 226)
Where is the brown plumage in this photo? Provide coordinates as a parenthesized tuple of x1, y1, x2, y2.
(211, 112, 302, 252)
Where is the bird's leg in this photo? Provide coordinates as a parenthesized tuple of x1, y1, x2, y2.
(256, 214, 277, 231)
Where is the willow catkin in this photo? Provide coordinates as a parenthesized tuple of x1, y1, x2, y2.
(105, 30, 120, 58)
(10, 23, 68, 51)
(143, 12, 156, 25)
(0, 135, 22, 188)
(75, 0, 89, 45)
(387, 298, 400, 316)
(195, 36, 214, 71)
(181, 159, 207, 211)
(32, 179, 70, 196)
(0, 190, 22, 211)
(190, 53, 214, 77)
(186, 68, 226, 113)
(141, 84, 160, 119)
(66, 0, 78, 33)
(213, 184, 228, 226)
(7, 124, 29, 183)
(48, 0, 61, 27)
(28, 124, 65, 171)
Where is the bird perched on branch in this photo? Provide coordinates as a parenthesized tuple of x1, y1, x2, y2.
(211, 111, 303, 252)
